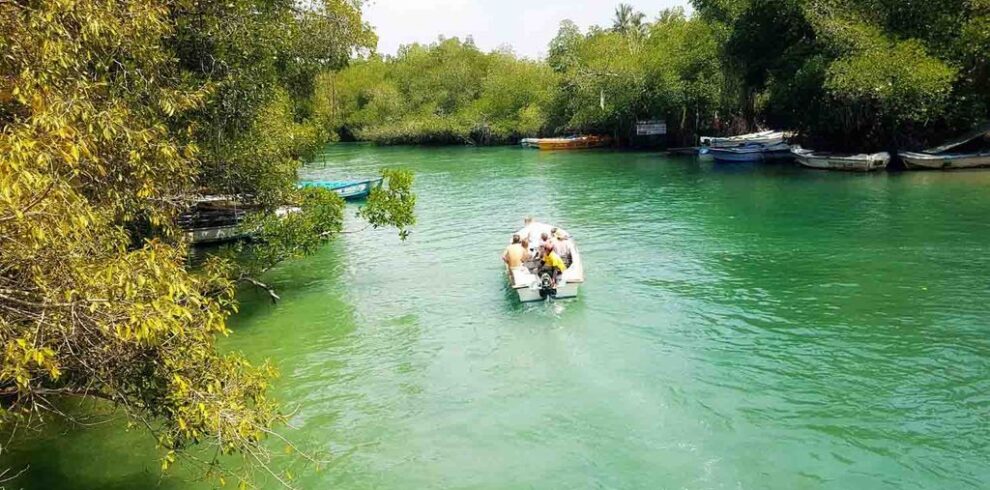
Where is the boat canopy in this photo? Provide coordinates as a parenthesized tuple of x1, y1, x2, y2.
(925, 122, 990, 154)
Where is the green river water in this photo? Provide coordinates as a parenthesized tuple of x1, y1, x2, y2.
(6, 145, 990, 489)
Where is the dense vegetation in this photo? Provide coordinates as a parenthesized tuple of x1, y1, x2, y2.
(315, 38, 556, 144)
(1, 0, 412, 486)
(326, 2, 989, 151)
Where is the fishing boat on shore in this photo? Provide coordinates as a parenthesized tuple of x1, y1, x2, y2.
(901, 123, 990, 170)
(710, 142, 793, 163)
(506, 224, 584, 302)
(528, 135, 611, 151)
(792, 147, 890, 172)
(701, 130, 789, 148)
(298, 178, 383, 200)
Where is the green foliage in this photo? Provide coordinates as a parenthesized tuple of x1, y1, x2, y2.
(231, 168, 415, 283)
(319, 38, 557, 144)
(825, 37, 956, 122)
(1, 0, 414, 486)
(693, 0, 988, 150)
(545, 10, 727, 143)
(612, 3, 648, 37)
(360, 169, 417, 240)
(237, 188, 347, 282)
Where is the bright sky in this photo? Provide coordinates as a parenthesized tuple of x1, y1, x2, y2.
(364, 0, 692, 60)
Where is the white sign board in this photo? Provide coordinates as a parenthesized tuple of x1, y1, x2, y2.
(636, 120, 667, 136)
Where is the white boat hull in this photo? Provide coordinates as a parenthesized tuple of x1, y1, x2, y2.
(184, 225, 246, 245)
(792, 148, 889, 172)
(515, 282, 580, 302)
(701, 131, 790, 148)
(901, 152, 990, 170)
(710, 143, 793, 162)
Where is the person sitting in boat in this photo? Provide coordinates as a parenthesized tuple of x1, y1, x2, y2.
(534, 232, 551, 259)
(553, 230, 573, 267)
(502, 234, 528, 269)
(519, 217, 552, 253)
(539, 241, 568, 286)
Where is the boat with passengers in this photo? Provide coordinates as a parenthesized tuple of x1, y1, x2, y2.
(505, 221, 584, 302)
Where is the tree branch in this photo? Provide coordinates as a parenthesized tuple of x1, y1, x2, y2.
(238, 277, 281, 304)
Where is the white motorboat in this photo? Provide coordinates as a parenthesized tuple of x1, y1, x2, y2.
(506, 223, 584, 302)
(700, 130, 790, 148)
(792, 147, 890, 172)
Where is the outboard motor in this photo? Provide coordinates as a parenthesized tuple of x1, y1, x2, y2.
(539, 273, 557, 299)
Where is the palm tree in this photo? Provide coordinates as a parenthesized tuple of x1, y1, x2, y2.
(612, 3, 647, 37)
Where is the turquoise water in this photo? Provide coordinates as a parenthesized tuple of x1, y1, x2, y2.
(6, 145, 990, 488)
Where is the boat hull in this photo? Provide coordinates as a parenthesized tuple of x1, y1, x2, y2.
(535, 136, 610, 151)
(515, 282, 580, 302)
(299, 178, 384, 200)
(901, 152, 990, 170)
(793, 149, 890, 172)
(711, 144, 793, 163)
(184, 225, 247, 245)
(701, 131, 789, 148)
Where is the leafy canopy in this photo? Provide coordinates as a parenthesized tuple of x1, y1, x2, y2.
(1, 0, 413, 487)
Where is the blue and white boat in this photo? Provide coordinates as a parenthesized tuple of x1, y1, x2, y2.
(298, 178, 384, 200)
(710, 142, 794, 163)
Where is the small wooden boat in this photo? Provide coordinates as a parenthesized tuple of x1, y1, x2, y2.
(792, 147, 890, 172)
(535, 135, 610, 151)
(298, 178, 384, 200)
(507, 223, 584, 302)
(701, 131, 789, 148)
(901, 123, 990, 170)
(710, 142, 793, 163)
(900, 151, 990, 170)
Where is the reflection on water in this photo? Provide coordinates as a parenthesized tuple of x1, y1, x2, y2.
(5, 145, 990, 489)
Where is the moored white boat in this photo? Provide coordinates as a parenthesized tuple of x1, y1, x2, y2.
(900, 151, 990, 170)
(701, 130, 789, 148)
(792, 147, 890, 172)
(506, 223, 584, 302)
(710, 142, 793, 163)
(901, 124, 990, 170)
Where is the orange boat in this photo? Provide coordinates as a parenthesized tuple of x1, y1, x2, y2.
(535, 135, 611, 151)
